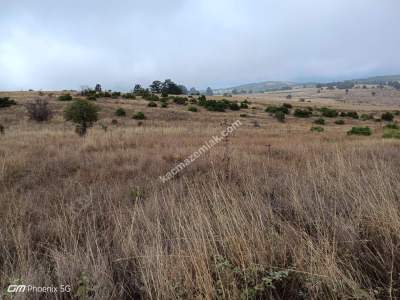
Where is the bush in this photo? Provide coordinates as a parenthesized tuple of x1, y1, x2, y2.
(335, 119, 345, 125)
(229, 102, 240, 111)
(132, 112, 146, 120)
(122, 93, 136, 100)
(172, 96, 188, 105)
(320, 107, 338, 118)
(360, 114, 373, 121)
(344, 111, 359, 119)
(311, 126, 324, 132)
(239, 113, 248, 118)
(188, 106, 198, 112)
(240, 102, 249, 109)
(381, 112, 394, 122)
(87, 95, 97, 101)
(275, 111, 285, 122)
(282, 103, 293, 109)
(384, 123, 399, 130)
(0, 97, 17, 108)
(148, 101, 157, 107)
(265, 105, 289, 114)
(294, 109, 311, 118)
(347, 126, 372, 136)
(383, 128, 400, 139)
(25, 99, 53, 122)
(0, 124, 4, 135)
(314, 118, 325, 125)
(115, 108, 126, 116)
(64, 100, 99, 136)
(58, 94, 73, 101)
(161, 102, 168, 108)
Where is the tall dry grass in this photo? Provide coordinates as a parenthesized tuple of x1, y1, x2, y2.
(0, 119, 399, 299)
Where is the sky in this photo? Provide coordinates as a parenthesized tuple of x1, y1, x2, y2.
(0, 0, 399, 91)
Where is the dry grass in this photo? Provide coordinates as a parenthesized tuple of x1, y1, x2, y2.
(0, 91, 400, 299)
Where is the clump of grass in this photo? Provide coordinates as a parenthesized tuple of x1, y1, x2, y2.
(314, 118, 325, 125)
(381, 112, 394, 122)
(320, 107, 338, 118)
(25, 99, 53, 122)
(188, 106, 198, 112)
(347, 126, 372, 136)
(274, 111, 285, 122)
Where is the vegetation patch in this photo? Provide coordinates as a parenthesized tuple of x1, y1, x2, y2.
(0, 97, 17, 108)
(347, 126, 372, 136)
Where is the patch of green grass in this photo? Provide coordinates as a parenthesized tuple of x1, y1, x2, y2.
(347, 126, 372, 136)
(310, 126, 324, 132)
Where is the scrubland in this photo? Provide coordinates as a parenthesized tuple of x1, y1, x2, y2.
(0, 88, 400, 299)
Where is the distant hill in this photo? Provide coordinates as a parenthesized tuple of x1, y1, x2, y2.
(213, 74, 400, 95)
(213, 81, 299, 94)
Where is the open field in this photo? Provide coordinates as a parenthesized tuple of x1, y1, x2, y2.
(1, 88, 400, 299)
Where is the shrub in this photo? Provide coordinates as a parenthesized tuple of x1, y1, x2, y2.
(87, 95, 97, 101)
(345, 111, 359, 119)
(282, 103, 292, 109)
(384, 123, 399, 130)
(383, 129, 400, 139)
(64, 100, 99, 136)
(229, 102, 240, 111)
(0, 124, 4, 135)
(188, 106, 198, 112)
(320, 107, 338, 118)
(239, 113, 247, 118)
(335, 119, 345, 125)
(275, 111, 285, 122)
(115, 108, 126, 116)
(122, 93, 136, 99)
(311, 126, 324, 132)
(172, 96, 188, 105)
(347, 126, 372, 136)
(25, 99, 53, 122)
(381, 112, 394, 122)
(294, 109, 311, 118)
(240, 102, 248, 109)
(360, 114, 373, 121)
(132, 112, 146, 120)
(148, 101, 157, 107)
(314, 118, 325, 125)
(0, 97, 17, 108)
(161, 102, 168, 108)
(265, 105, 289, 114)
(286, 94, 292, 99)
(58, 94, 73, 101)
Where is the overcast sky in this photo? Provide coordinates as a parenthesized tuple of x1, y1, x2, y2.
(1, 0, 399, 91)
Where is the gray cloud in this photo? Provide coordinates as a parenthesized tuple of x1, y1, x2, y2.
(1, 0, 399, 90)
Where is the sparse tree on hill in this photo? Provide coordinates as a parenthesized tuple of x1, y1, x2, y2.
(64, 99, 99, 136)
(95, 84, 102, 92)
(189, 87, 200, 95)
(150, 80, 162, 93)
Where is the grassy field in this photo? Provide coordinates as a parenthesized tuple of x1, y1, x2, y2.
(0, 88, 400, 299)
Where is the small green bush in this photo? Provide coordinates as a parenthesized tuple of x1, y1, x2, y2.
(384, 123, 399, 130)
(335, 119, 345, 125)
(58, 94, 73, 101)
(360, 114, 373, 121)
(383, 129, 400, 139)
(282, 103, 293, 109)
(115, 108, 126, 116)
(161, 102, 168, 108)
(311, 126, 324, 132)
(347, 126, 372, 136)
(265, 105, 289, 114)
(381, 112, 394, 122)
(0, 97, 17, 108)
(133, 112, 146, 120)
(294, 109, 311, 118)
(320, 107, 338, 118)
(229, 102, 240, 111)
(188, 106, 198, 112)
(240, 102, 249, 109)
(344, 111, 359, 119)
(314, 118, 325, 125)
(275, 111, 285, 122)
(122, 93, 136, 99)
(87, 95, 97, 101)
(147, 101, 157, 107)
(64, 100, 99, 136)
(239, 113, 247, 118)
